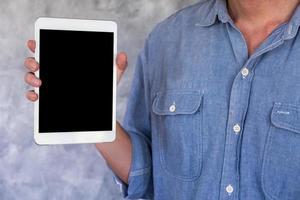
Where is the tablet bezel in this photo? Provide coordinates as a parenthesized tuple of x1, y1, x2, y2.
(34, 17, 117, 145)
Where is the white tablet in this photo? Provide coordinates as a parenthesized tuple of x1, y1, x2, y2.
(34, 17, 117, 145)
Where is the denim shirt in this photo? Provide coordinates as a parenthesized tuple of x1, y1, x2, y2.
(115, 0, 300, 199)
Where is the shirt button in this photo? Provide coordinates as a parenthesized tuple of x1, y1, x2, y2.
(241, 67, 250, 77)
(226, 184, 234, 195)
(233, 124, 241, 134)
(169, 104, 176, 113)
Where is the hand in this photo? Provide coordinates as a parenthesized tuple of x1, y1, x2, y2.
(24, 40, 128, 102)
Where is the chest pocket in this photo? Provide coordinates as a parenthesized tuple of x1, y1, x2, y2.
(262, 103, 300, 200)
(152, 90, 203, 181)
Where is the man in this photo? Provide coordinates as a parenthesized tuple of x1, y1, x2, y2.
(24, 0, 300, 199)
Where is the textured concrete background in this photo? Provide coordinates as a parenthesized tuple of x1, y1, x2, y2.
(0, 0, 198, 199)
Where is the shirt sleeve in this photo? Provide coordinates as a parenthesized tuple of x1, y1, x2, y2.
(113, 37, 154, 199)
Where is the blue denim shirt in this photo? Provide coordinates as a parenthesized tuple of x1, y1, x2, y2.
(115, 0, 300, 199)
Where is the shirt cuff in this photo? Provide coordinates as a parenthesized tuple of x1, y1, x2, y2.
(111, 132, 153, 199)
(112, 173, 129, 198)
(112, 168, 153, 199)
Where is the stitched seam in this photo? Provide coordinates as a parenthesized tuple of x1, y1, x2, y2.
(275, 102, 300, 111)
(271, 103, 300, 134)
(153, 91, 203, 115)
(129, 167, 151, 177)
(271, 121, 300, 134)
(261, 126, 278, 200)
(157, 97, 203, 181)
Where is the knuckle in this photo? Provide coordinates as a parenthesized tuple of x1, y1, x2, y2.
(25, 58, 38, 70)
(27, 92, 37, 101)
(25, 73, 33, 83)
(24, 73, 29, 81)
(24, 58, 30, 66)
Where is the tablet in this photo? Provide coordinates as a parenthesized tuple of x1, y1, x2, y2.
(34, 17, 117, 145)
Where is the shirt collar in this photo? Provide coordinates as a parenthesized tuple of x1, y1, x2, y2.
(195, 0, 300, 30)
(283, 4, 300, 40)
(194, 0, 230, 27)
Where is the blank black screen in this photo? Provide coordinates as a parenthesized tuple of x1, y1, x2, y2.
(39, 29, 113, 133)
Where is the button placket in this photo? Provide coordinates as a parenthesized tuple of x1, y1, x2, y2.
(219, 20, 289, 199)
(219, 61, 255, 199)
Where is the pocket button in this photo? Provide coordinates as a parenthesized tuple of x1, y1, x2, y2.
(169, 103, 176, 113)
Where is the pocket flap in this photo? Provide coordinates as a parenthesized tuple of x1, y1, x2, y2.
(271, 103, 300, 134)
(152, 90, 203, 115)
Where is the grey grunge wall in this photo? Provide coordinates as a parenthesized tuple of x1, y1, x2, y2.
(0, 0, 198, 199)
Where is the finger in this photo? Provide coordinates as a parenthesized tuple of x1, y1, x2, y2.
(116, 52, 128, 71)
(24, 57, 39, 72)
(27, 40, 36, 53)
(26, 90, 39, 102)
(116, 52, 128, 83)
(24, 72, 42, 87)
